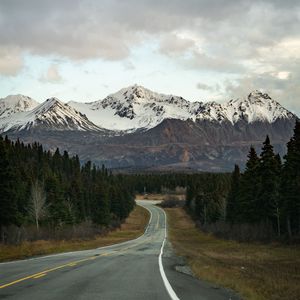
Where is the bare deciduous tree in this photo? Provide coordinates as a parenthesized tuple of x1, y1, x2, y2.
(29, 180, 46, 230)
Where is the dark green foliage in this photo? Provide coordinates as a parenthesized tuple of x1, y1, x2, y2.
(0, 135, 135, 241)
(258, 136, 280, 222)
(0, 137, 20, 240)
(238, 147, 261, 223)
(280, 121, 300, 237)
(184, 173, 231, 225)
(223, 122, 300, 239)
(226, 165, 240, 223)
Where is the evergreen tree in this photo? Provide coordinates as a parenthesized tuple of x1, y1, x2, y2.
(238, 147, 260, 223)
(280, 121, 300, 237)
(0, 138, 19, 241)
(257, 136, 280, 225)
(91, 183, 110, 226)
(226, 165, 241, 223)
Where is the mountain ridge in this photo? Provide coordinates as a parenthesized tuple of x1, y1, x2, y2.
(0, 85, 294, 134)
(0, 86, 297, 172)
(0, 96, 103, 133)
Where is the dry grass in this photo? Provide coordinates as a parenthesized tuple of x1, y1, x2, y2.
(166, 207, 300, 300)
(0, 205, 149, 262)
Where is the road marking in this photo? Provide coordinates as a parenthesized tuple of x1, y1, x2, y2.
(0, 201, 152, 266)
(158, 207, 180, 300)
(33, 273, 46, 279)
(0, 256, 101, 289)
(0, 202, 155, 291)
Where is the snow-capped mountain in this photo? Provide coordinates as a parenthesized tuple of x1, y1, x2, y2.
(208, 91, 295, 124)
(2, 86, 297, 171)
(69, 85, 196, 132)
(0, 95, 39, 119)
(68, 85, 295, 132)
(0, 86, 296, 134)
(0, 97, 102, 133)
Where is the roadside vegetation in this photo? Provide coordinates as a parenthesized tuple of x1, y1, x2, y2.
(166, 207, 300, 300)
(186, 121, 300, 241)
(0, 136, 135, 245)
(0, 204, 149, 262)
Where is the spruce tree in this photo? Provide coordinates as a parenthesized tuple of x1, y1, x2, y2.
(238, 147, 260, 223)
(258, 136, 280, 227)
(226, 165, 241, 223)
(280, 121, 300, 237)
(0, 138, 19, 241)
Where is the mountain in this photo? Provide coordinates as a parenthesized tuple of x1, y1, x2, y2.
(0, 97, 103, 133)
(68, 86, 295, 132)
(69, 85, 196, 132)
(0, 95, 39, 119)
(1, 86, 297, 172)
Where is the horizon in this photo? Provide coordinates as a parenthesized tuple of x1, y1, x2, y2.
(0, 1, 300, 115)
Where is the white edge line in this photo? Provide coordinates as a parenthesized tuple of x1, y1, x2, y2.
(158, 207, 180, 300)
(0, 200, 153, 265)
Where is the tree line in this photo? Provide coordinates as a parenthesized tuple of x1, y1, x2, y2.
(0, 136, 135, 243)
(226, 121, 300, 238)
(186, 121, 300, 240)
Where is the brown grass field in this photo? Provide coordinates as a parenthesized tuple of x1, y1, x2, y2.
(0, 205, 149, 262)
(166, 207, 300, 300)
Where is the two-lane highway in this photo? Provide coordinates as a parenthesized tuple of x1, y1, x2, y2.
(0, 201, 238, 300)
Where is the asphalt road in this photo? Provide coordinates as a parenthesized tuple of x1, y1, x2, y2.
(0, 200, 239, 300)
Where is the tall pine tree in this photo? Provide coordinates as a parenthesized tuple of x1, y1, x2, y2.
(238, 147, 260, 223)
(280, 121, 300, 238)
(226, 165, 241, 223)
(257, 136, 280, 227)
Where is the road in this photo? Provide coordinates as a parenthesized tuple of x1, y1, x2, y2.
(0, 200, 238, 300)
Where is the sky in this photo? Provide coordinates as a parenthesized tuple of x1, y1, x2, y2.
(0, 0, 299, 115)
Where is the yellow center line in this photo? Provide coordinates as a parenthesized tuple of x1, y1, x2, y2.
(0, 207, 157, 290)
(33, 273, 47, 279)
(0, 256, 100, 289)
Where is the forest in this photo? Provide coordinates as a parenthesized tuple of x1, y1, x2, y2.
(186, 121, 300, 241)
(0, 136, 135, 244)
(1, 121, 299, 244)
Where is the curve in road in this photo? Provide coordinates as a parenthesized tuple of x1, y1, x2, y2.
(0, 200, 238, 300)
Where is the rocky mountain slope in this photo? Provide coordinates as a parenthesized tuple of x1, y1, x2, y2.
(68, 85, 295, 132)
(0, 97, 103, 133)
(1, 86, 297, 171)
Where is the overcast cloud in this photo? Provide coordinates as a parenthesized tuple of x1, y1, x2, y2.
(0, 0, 299, 112)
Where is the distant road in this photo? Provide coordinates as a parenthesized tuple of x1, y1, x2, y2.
(0, 200, 238, 300)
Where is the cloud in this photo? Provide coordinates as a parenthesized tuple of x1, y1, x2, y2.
(1, 0, 299, 64)
(0, 47, 23, 76)
(0, 0, 300, 113)
(40, 64, 63, 83)
(159, 34, 195, 56)
(196, 82, 214, 91)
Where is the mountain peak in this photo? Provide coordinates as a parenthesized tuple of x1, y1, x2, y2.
(0, 94, 39, 119)
(0, 86, 297, 133)
(248, 90, 272, 102)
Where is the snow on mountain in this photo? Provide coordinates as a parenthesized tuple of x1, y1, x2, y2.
(69, 85, 295, 131)
(0, 87, 295, 134)
(0, 97, 102, 133)
(221, 91, 295, 124)
(69, 85, 196, 132)
(0, 95, 39, 119)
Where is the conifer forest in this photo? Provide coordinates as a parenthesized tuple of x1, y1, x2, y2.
(1, 121, 299, 244)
